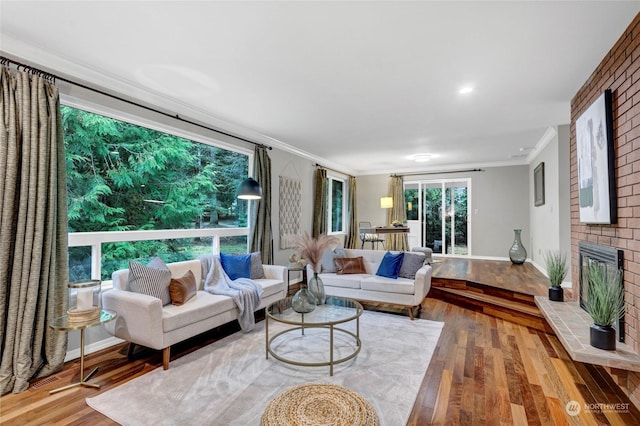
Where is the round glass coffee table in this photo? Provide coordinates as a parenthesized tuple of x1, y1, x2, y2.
(266, 295, 363, 376)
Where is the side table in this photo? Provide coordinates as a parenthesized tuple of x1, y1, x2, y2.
(286, 266, 307, 296)
(49, 309, 116, 394)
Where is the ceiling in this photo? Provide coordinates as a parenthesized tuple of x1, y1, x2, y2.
(2, 1, 639, 175)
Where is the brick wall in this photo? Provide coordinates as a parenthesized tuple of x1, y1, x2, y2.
(570, 13, 640, 406)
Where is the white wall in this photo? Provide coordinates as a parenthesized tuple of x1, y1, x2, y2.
(529, 131, 560, 263)
(528, 125, 572, 280)
(357, 166, 530, 257)
(356, 174, 391, 227)
(268, 148, 316, 266)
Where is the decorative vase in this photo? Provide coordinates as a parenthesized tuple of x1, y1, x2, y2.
(548, 286, 564, 302)
(509, 229, 527, 264)
(590, 324, 616, 350)
(292, 286, 317, 313)
(308, 272, 326, 305)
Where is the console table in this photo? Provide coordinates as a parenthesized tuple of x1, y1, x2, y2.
(360, 226, 409, 251)
(359, 226, 409, 235)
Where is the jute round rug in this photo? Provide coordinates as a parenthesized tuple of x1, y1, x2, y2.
(261, 383, 379, 426)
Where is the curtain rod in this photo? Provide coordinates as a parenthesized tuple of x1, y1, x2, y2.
(314, 163, 354, 178)
(0, 55, 271, 150)
(393, 168, 484, 177)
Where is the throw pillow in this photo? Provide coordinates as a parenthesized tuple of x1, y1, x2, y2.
(169, 270, 197, 306)
(128, 257, 172, 305)
(321, 246, 346, 273)
(335, 257, 367, 274)
(398, 252, 426, 279)
(220, 252, 251, 280)
(249, 251, 266, 279)
(376, 251, 405, 279)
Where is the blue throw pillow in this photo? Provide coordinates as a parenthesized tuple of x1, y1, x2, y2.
(376, 251, 405, 279)
(220, 253, 251, 280)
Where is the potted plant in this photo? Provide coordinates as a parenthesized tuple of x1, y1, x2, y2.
(544, 250, 567, 302)
(584, 263, 625, 350)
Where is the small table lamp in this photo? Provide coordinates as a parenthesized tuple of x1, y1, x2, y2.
(380, 197, 393, 209)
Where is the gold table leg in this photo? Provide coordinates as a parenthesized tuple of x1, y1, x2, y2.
(50, 328, 101, 394)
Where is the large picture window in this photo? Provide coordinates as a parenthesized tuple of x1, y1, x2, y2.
(62, 105, 250, 280)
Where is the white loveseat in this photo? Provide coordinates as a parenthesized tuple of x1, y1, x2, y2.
(308, 249, 432, 319)
(103, 259, 286, 369)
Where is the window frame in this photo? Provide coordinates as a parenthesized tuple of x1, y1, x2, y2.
(327, 175, 347, 235)
(60, 94, 255, 286)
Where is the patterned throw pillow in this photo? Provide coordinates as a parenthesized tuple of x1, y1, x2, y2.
(335, 257, 367, 274)
(398, 252, 426, 279)
(376, 251, 405, 279)
(169, 270, 197, 306)
(128, 257, 172, 305)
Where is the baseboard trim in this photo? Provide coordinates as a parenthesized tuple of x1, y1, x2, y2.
(64, 336, 125, 362)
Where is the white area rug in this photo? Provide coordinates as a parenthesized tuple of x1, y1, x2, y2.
(86, 311, 443, 425)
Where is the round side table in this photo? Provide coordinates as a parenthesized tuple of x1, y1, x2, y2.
(49, 309, 116, 394)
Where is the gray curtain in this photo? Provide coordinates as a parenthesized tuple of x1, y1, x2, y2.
(0, 67, 69, 394)
(386, 175, 409, 251)
(250, 146, 273, 264)
(312, 168, 327, 238)
(344, 176, 359, 249)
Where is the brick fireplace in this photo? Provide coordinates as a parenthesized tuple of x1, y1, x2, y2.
(571, 12, 640, 406)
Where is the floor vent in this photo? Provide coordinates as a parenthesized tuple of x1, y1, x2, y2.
(30, 375, 60, 390)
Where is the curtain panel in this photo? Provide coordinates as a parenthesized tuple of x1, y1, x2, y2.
(386, 175, 409, 251)
(344, 176, 359, 249)
(312, 168, 327, 238)
(0, 67, 69, 394)
(249, 146, 273, 264)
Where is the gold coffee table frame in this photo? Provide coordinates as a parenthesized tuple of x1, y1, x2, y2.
(49, 309, 116, 394)
(266, 296, 363, 376)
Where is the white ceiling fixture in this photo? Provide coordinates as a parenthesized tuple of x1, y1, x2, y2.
(1, 2, 638, 175)
(458, 86, 474, 95)
(411, 153, 436, 163)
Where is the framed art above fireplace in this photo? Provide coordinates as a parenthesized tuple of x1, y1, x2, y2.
(575, 89, 617, 224)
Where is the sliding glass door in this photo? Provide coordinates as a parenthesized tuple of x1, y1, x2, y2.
(405, 179, 471, 256)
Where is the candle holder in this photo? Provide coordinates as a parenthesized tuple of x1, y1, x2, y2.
(68, 279, 101, 322)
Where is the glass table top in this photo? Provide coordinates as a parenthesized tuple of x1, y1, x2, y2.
(267, 296, 363, 326)
(50, 309, 116, 331)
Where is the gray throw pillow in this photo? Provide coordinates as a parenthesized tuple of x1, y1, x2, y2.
(398, 252, 426, 279)
(250, 251, 266, 279)
(321, 246, 346, 273)
(128, 257, 172, 305)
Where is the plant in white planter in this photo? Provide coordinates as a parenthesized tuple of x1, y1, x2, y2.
(584, 263, 625, 350)
(544, 250, 567, 302)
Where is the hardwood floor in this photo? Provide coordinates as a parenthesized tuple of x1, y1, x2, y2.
(2, 300, 639, 425)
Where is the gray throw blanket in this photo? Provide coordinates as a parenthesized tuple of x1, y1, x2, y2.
(199, 255, 263, 332)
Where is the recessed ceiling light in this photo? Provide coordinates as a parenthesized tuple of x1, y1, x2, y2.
(411, 153, 433, 162)
(458, 86, 473, 95)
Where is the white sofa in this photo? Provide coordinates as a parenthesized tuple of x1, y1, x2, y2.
(103, 259, 286, 370)
(308, 249, 432, 320)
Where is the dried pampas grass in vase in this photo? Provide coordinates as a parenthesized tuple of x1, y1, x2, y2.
(293, 233, 339, 305)
(294, 233, 339, 274)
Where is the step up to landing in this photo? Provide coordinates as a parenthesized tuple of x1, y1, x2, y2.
(429, 285, 553, 333)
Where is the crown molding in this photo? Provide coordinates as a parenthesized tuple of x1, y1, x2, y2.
(355, 158, 530, 177)
(527, 126, 558, 165)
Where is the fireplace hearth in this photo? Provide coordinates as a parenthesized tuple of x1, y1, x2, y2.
(578, 241, 624, 342)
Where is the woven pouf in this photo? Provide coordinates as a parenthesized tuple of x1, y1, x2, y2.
(261, 383, 379, 426)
